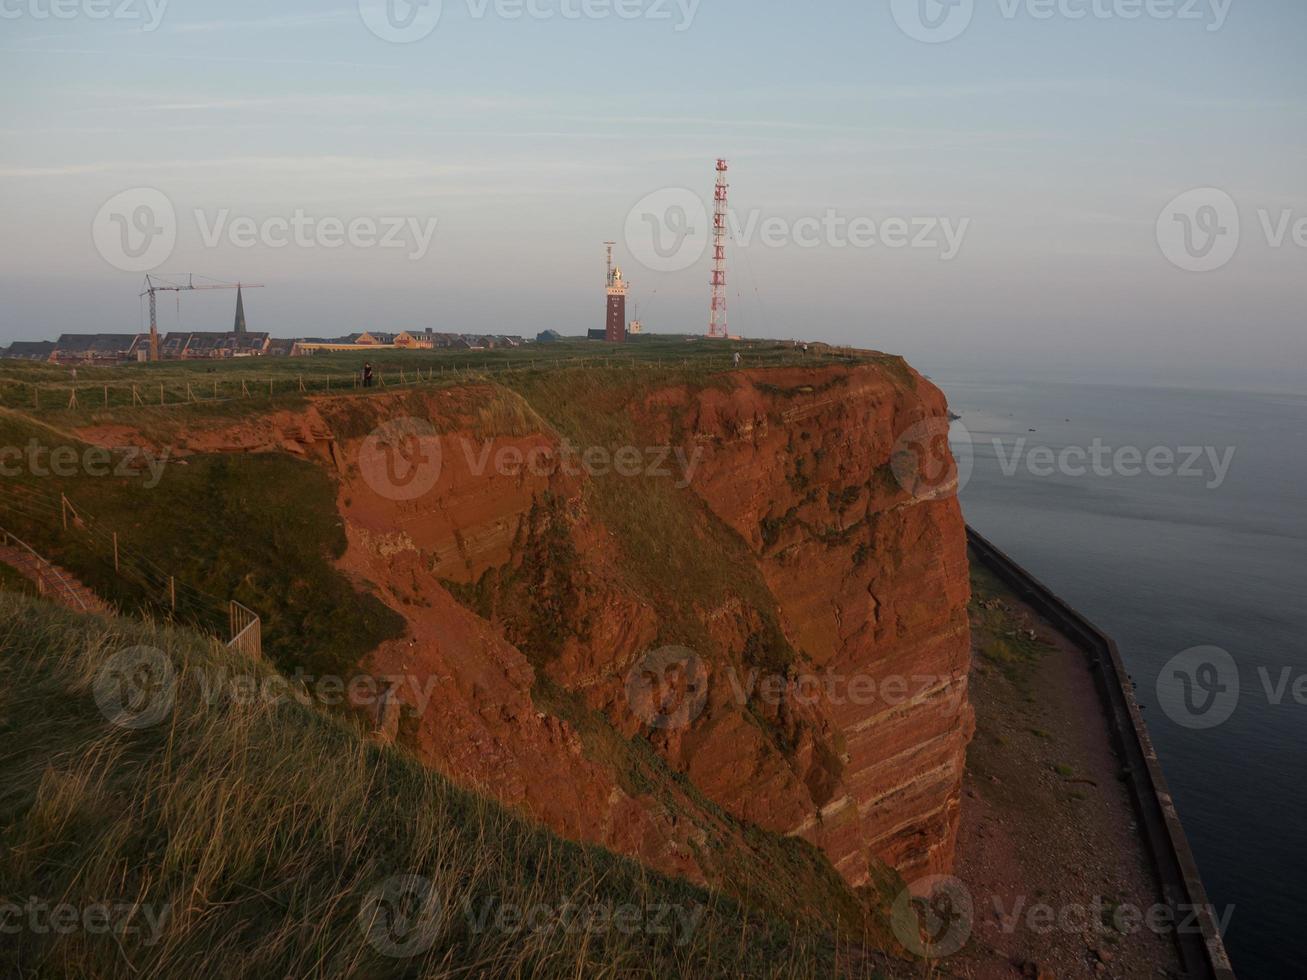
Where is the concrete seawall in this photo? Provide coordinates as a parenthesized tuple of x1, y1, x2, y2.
(966, 526, 1235, 980)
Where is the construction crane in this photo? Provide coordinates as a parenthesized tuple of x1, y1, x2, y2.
(139, 275, 264, 361)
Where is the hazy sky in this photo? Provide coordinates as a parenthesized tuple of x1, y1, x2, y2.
(1, 0, 1304, 387)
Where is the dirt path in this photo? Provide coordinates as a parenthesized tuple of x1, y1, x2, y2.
(945, 559, 1182, 979)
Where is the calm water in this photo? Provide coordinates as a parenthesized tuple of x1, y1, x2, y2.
(934, 375, 1307, 979)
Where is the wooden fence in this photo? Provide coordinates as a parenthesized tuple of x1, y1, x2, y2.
(0, 525, 89, 612)
(228, 601, 262, 659)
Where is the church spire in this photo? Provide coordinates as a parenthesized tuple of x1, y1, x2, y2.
(233, 285, 247, 335)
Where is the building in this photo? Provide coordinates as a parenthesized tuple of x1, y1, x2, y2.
(421, 330, 465, 349)
(2, 340, 56, 361)
(159, 331, 271, 359)
(293, 330, 431, 353)
(52, 334, 145, 364)
(537, 330, 562, 343)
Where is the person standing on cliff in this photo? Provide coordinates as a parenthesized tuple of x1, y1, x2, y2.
(362, 362, 374, 388)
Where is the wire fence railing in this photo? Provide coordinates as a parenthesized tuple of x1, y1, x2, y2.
(0, 523, 89, 612)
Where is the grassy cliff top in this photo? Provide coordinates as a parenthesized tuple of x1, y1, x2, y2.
(0, 336, 908, 423)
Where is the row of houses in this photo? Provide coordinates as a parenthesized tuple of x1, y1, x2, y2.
(1, 329, 527, 364)
(0, 332, 284, 364)
(292, 330, 524, 355)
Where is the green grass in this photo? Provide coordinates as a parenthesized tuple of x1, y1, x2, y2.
(0, 409, 404, 677)
(0, 560, 36, 597)
(968, 562, 1052, 692)
(0, 336, 876, 419)
(0, 592, 908, 979)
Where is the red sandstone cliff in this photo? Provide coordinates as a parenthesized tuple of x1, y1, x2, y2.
(77, 358, 972, 902)
(644, 368, 974, 885)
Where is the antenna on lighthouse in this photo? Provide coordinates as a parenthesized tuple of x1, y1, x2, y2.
(604, 241, 616, 286)
(708, 159, 729, 338)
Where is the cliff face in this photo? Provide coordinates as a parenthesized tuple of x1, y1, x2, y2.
(643, 369, 974, 884)
(94, 359, 971, 897)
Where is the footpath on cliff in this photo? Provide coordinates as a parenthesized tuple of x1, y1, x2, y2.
(946, 557, 1182, 979)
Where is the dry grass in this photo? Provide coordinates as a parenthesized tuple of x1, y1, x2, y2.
(0, 592, 905, 979)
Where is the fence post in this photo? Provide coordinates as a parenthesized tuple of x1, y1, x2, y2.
(169, 576, 176, 612)
(104, 385, 109, 408)
(67, 388, 78, 410)
(159, 382, 164, 405)
(113, 532, 119, 572)
(61, 494, 69, 530)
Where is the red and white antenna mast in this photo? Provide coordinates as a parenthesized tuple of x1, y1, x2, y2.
(708, 158, 729, 338)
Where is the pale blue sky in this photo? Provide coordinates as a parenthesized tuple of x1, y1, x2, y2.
(1, 0, 1304, 386)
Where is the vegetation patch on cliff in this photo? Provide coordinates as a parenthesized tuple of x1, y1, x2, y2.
(0, 412, 404, 677)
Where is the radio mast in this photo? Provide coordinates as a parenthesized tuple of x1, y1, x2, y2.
(708, 158, 729, 338)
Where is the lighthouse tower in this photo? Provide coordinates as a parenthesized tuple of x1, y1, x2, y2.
(604, 243, 628, 343)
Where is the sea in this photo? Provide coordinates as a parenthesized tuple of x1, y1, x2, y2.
(931, 372, 1307, 979)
